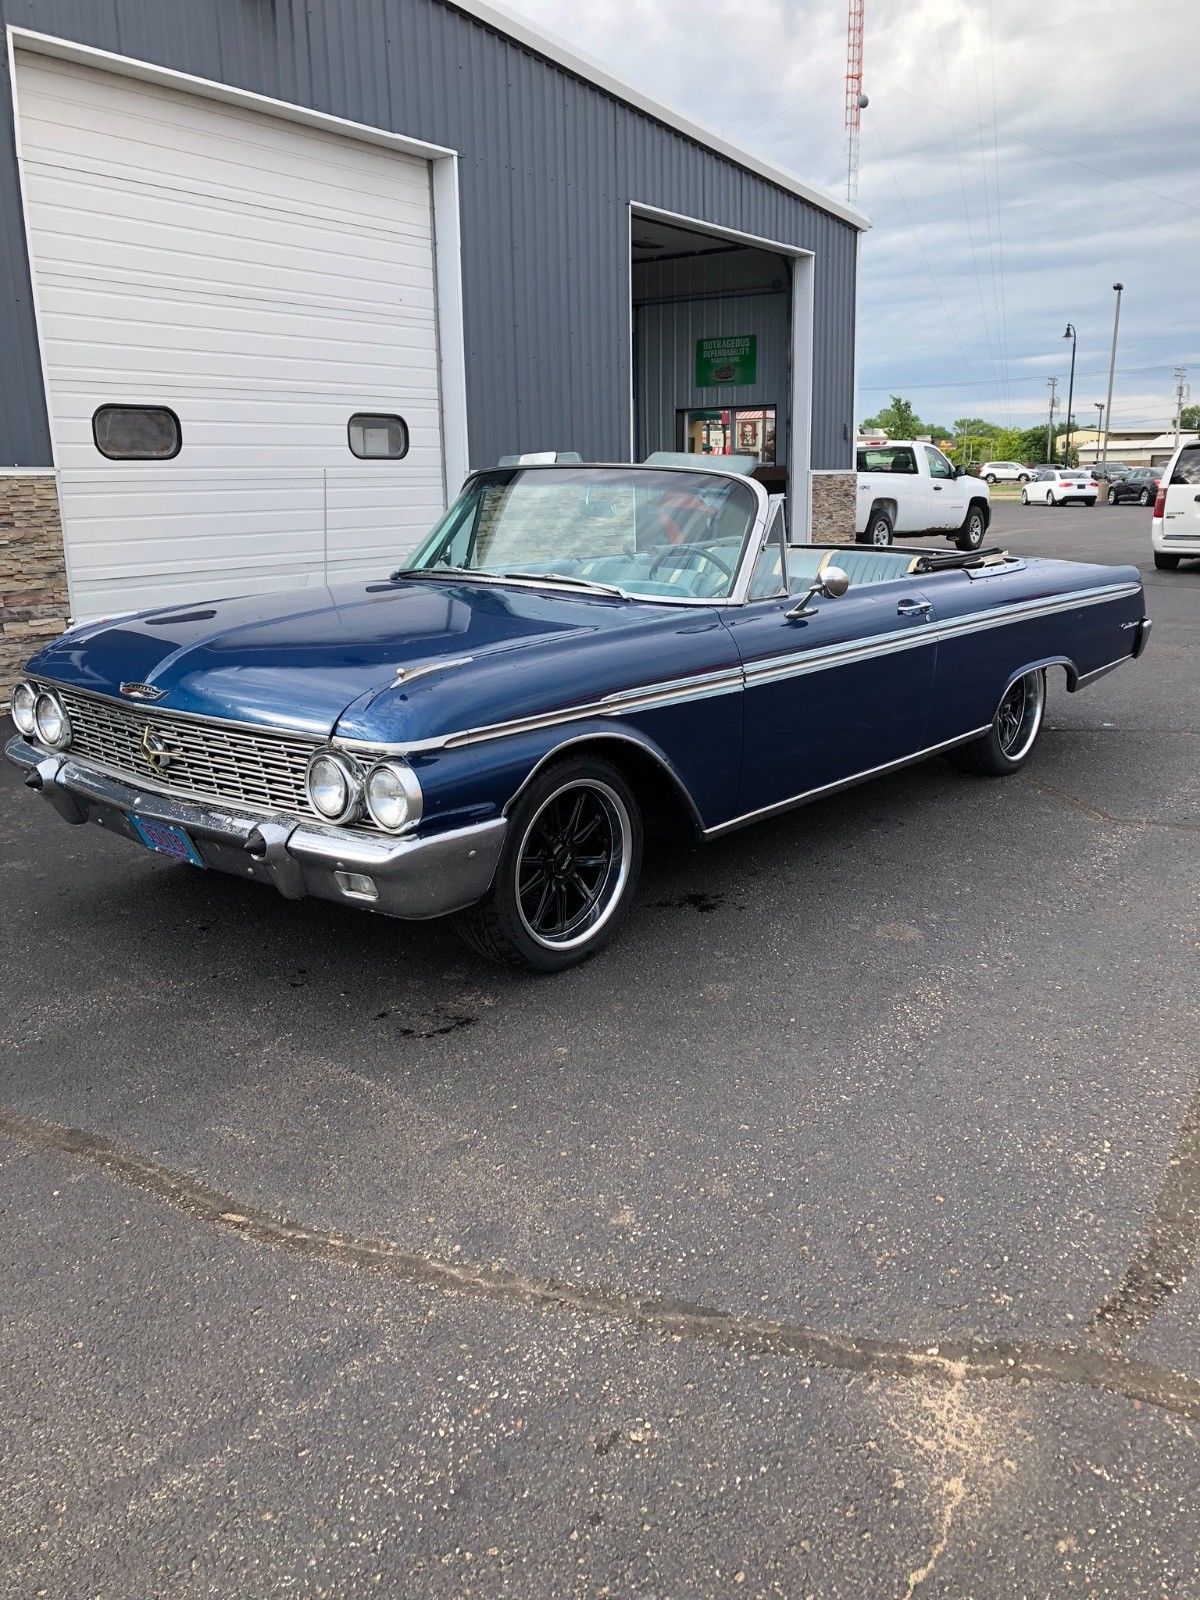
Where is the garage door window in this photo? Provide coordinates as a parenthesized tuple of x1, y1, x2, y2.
(348, 414, 409, 460)
(92, 405, 182, 461)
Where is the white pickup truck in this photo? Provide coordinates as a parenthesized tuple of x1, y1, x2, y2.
(855, 440, 991, 551)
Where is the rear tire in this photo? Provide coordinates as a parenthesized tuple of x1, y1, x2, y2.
(1154, 551, 1180, 570)
(1108, 487, 1118, 504)
(1139, 489, 1151, 506)
(452, 756, 643, 972)
(948, 669, 1047, 777)
(858, 508, 894, 547)
(1020, 489, 1030, 505)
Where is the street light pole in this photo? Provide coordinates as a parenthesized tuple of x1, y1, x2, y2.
(1101, 283, 1123, 474)
(1094, 402, 1105, 467)
(1062, 323, 1077, 467)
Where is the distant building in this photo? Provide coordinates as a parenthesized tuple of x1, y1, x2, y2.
(1062, 428, 1197, 468)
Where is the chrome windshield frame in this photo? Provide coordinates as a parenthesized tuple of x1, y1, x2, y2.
(409, 462, 773, 608)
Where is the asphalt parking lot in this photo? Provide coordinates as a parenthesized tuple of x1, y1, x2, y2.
(2, 503, 1197, 1597)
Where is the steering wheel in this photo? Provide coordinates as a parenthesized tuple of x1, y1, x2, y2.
(648, 544, 734, 593)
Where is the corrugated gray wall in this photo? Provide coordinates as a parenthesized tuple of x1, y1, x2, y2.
(632, 248, 792, 462)
(0, 0, 858, 473)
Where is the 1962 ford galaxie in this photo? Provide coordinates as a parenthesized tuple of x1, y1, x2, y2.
(6, 461, 1150, 971)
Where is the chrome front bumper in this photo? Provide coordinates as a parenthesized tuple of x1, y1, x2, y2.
(4, 736, 506, 921)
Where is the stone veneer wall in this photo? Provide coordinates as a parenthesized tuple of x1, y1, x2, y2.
(809, 471, 857, 545)
(1, 475, 69, 701)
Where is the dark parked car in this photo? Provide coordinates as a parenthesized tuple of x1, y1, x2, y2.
(1106, 467, 1161, 506)
(7, 460, 1151, 971)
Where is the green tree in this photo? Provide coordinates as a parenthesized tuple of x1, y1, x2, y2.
(1180, 403, 1200, 431)
(861, 395, 921, 437)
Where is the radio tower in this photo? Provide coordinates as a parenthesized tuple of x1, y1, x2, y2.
(844, 0, 867, 204)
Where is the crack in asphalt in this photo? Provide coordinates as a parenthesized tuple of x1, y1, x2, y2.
(1019, 774, 1200, 833)
(1090, 1071, 1200, 1350)
(3, 1104, 1200, 1424)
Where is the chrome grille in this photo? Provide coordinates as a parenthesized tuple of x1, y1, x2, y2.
(44, 683, 333, 822)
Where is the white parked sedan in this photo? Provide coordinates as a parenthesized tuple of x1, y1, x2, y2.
(979, 460, 1031, 484)
(1020, 468, 1098, 507)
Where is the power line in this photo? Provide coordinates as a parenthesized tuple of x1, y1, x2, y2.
(869, 74, 1200, 217)
(860, 359, 1200, 391)
(868, 119, 986, 408)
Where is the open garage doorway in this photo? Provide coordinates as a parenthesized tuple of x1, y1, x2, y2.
(630, 206, 813, 538)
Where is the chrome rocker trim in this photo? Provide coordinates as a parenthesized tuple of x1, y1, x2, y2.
(5, 736, 505, 922)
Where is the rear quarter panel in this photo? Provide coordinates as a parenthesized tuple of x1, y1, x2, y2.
(924, 557, 1143, 737)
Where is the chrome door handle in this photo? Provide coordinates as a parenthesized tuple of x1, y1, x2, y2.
(897, 598, 932, 617)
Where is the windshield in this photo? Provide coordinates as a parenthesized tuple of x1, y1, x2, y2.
(403, 467, 759, 601)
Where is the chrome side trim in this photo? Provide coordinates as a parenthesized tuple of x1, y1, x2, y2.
(341, 579, 1146, 756)
(703, 727, 993, 838)
(1075, 654, 1134, 687)
(443, 667, 745, 750)
(740, 582, 1142, 692)
(743, 622, 933, 687)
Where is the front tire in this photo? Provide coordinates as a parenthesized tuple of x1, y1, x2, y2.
(1020, 489, 1030, 505)
(984, 473, 997, 484)
(956, 504, 987, 551)
(1139, 489, 1151, 506)
(453, 756, 643, 972)
(1154, 551, 1180, 570)
(1108, 487, 1118, 504)
(948, 669, 1047, 776)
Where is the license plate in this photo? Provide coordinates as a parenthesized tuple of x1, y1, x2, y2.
(127, 814, 205, 867)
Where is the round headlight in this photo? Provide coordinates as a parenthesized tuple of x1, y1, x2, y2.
(33, 690, 71, 750)
(365, 759, 423, 833)
(11, 680, 37, 737)
(305, 750, 362, 824)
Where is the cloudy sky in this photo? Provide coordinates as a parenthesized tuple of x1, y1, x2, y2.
(503, 0, 1199, 433)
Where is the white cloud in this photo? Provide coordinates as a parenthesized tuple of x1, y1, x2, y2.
(496, 0, 1200, 428)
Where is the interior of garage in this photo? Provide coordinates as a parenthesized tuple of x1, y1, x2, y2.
(630, 216, 794, 496)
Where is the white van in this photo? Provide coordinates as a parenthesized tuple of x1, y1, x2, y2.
(1151, 440, 1200, 570)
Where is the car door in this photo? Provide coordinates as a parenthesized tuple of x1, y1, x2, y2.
(1162, 443, 1200, 540)
(722, 556, 938, 820)
(857, 444, 928, 535)
(925, 445, 964, 529)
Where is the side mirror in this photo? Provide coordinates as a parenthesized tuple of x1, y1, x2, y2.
(952, 464, 963, 478)
(786, 564, 850, 619)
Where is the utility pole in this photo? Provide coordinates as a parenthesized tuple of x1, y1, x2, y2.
(1173, 366, 1190, 450)
(1101, 282, 1124, 473)
(1046, 376, 1059, 463)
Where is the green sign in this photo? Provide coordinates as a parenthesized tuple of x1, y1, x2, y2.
(695, 335, 757, 388)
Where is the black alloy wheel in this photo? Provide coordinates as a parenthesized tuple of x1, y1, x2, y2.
(453, 755, 643, 972)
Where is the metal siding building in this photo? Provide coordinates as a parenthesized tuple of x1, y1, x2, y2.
(0, 0, 863, 670)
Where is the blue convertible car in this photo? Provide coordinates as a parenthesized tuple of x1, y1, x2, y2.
(7, 461, 1149, 970)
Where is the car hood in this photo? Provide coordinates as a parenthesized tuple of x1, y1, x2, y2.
(26, 578, 687, 739)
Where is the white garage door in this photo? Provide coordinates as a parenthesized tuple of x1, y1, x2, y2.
(15, 51, 447, 617)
